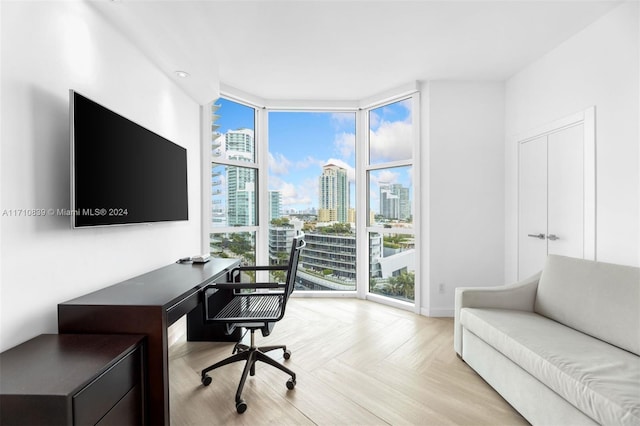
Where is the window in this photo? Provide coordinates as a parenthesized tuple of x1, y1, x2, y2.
(365, 98, 417, 303)
(204, 88, 420, 309)
(207, 98, 258, 269)
(268, 111, 356, 291)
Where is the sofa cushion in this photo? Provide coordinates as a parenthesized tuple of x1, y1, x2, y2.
(461, 308, 640, 426)
(535, 255, 640, 355)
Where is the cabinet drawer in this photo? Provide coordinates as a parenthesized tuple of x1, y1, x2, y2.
(95, 385, 142, 426)
(73, 346, 141, 425)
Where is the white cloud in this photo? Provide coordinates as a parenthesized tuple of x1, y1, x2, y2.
(334, 131, 355, 159)
(371, 169, 400, 186)
(271, 176, 316, 208)
(284, 182, 315, 208)
(330, 112, 356, 128)
(295, 155, 324, 170)
(269, 152, 292, 176)
(369, 120, 412, 163)
(369, 111, 381, 129)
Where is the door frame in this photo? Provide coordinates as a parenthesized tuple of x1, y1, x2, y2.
(515, 106, 596, 279)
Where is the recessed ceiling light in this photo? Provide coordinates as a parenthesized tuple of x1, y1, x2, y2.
(175, 71, 190, 78)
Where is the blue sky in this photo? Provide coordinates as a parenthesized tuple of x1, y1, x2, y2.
(269, 111, 356, 211)
(215, 98, 412, 213)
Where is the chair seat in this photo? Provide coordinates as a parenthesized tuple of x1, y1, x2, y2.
(214, 294, 284, 322)
(200, 234, 305, 414)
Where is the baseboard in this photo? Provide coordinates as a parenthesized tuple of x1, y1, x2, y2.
(421, 306, 454, 317)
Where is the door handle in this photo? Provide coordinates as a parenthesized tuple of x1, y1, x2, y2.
(547, 234, 559, 241)
(527, 233, 545, 239)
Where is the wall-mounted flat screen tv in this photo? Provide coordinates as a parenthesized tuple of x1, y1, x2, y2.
(71, 90, 188, 228)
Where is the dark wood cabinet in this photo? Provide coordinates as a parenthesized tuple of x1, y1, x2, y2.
(0, 334, 145, 426)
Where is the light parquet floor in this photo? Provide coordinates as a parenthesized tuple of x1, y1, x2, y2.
(169, 298, 528, 425)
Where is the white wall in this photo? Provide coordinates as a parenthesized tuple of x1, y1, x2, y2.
(504, 2, 640, 281)
(0, 1, 204, 351)
(422, 81, 505, 316)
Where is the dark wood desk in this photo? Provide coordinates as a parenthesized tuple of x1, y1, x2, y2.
(58, 258, 240, 426)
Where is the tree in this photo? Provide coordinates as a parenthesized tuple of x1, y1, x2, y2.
(388, 271, 415, 300)
(320, 223, 351, 234)
(271, 217, 291, 227)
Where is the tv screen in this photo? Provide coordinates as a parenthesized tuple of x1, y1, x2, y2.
(71, 91, 188, 227)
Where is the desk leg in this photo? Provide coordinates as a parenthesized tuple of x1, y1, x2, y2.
(58, 305, 168, 426)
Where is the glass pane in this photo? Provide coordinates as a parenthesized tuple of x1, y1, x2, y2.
(369, 98, 412, 165)
(368, 166, 413, 229)
(268, 221, 298, 283)
(369, 232, 415, 302)
(269, 111, 357, 291)
(209, 231, 256, 278)
(211, 98, 255, 163)
(298, 225, 356, 291)
(211, 164, 257, 227)
(209, 231, 255, 262)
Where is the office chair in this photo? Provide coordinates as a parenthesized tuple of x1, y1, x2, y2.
(200, 233, 305, 414)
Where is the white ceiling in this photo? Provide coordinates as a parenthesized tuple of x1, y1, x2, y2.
(92, 0, 622, 103)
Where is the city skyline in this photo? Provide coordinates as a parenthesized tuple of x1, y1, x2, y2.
(214, 98, 413, 215)
(210, 98, 415, 300)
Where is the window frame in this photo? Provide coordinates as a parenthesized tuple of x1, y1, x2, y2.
(266, 107, 359, 298)
(201, 93, 265, 265)
(357, 91, 421, 313)
(202, 84, 421, 312)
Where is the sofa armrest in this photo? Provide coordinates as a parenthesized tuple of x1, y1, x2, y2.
(454, 272, 541, 356)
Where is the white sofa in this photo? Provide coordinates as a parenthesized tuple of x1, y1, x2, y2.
(454, 255, 640, 425)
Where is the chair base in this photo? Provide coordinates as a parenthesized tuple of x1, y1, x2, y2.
(201, 329, 296, 414)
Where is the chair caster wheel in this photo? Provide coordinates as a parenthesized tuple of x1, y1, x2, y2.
(236, 400, 247, 414)
(283, 349, 291, 360)
(286, 378, 296, 390)
(201, 374, 212, 386)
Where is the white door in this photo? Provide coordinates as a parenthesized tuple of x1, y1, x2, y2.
(518, 136, 548, 279)
(547, 124, 584, 258)
(516, 108, 595, 280)
(517, 117, 593, 279)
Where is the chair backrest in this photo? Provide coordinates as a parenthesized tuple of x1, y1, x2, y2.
(281, 233, 306, 312)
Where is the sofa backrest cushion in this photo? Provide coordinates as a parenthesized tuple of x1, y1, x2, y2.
(535, 255, 640, 355)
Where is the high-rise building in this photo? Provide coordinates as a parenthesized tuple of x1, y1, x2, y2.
(395, 184, 411, 220)
(211, 162, 226, 226)
(225, 129, 256, 226)
(318, 163, 349, 223)
(225, 128, 254, 156)
(380, 182, 399, 219)
(269, 191, 282, 221)
(380, 182, 410, 220)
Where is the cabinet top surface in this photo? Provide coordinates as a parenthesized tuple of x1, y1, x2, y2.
(0, 334, 143, 396)
(58, 258, 239, 308)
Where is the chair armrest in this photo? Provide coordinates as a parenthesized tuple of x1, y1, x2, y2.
(230, 265, 288, 273)
(204, 282, 284, 291)
(227, 265, 288, 282)
(453, 272, 541, 356)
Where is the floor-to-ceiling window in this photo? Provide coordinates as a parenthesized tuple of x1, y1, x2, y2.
(268, 111, 356, 292)
(207, 98, 258, 271)
(365, 97, 417, 304)
(205, 88, 419, 307)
